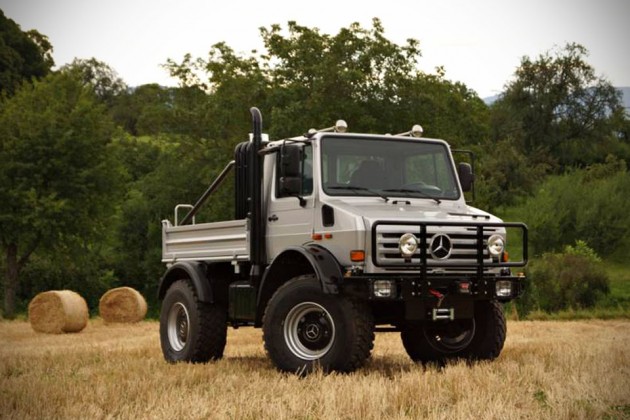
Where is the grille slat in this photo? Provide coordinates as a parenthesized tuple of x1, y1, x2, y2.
(375, 225, 493, 267)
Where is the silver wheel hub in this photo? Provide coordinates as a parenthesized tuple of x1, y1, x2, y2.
(167, 302, 190, 352)
(283, 302, 335, 360)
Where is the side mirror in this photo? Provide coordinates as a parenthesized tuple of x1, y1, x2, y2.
(458, 162, 474, 192)
(280, 144, 302, 177)
(280, 176, 302, 196)
(279, 144, 305, 205)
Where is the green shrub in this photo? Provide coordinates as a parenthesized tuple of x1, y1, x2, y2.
(518, 156, 630, 256)
(525, 241, 609, 313)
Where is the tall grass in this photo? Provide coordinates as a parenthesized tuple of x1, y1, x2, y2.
(1, 320, 628, 419)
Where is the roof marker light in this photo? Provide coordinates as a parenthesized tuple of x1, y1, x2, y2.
(395, 124, 424, 138)
(411, 124, 423, 138)
(312, 120, 348, 134)
(335, 120, 348, 133)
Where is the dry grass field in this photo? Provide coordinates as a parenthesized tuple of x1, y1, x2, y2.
(1, 319, 629, 419)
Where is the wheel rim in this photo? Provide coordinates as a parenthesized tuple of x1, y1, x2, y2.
(283, 302, 335, 360)
(423, 319, 476, 353)
(167, 302, 190, 352)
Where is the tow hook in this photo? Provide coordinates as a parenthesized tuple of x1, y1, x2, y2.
(428, 288, 445, 307)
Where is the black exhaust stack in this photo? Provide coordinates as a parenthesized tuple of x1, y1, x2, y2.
(249, 107, 265, 284)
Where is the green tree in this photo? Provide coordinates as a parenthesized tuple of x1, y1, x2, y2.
(492, 43, 625, 169)
(256, 19, 489, 141)
(60, 57, 127, 107)
(0, 71, 122, 317)
(111, 84, 178, 136)
(0, 10, 53, 96)
(164, 19, 488, 142)
(474, 138, 551, 210)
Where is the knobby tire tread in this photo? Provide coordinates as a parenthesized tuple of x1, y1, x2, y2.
(182, 280, 227, 363)
(262, 275, 374, 373)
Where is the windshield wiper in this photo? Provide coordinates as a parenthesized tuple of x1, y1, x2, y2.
(328, 185, 390, 202)
(383, 188, 441, 204)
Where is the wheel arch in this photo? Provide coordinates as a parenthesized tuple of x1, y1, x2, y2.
(255, 245, 344, 326)
(158, 261, 213, 303)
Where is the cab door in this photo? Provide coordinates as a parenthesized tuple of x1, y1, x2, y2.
(266, 144, 315, 259)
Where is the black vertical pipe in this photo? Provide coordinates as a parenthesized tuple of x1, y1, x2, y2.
(249, 107, 265, 283)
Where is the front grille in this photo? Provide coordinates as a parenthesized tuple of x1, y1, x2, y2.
(374, 224, 495, 268)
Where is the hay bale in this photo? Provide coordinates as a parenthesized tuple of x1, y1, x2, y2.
(99, 287, 147, 323)
(28, 290, 89, 334)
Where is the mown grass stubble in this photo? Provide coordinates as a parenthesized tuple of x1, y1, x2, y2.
(1, 319, 628, 419)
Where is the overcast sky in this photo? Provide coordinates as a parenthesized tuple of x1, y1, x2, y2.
(2, 0, 629, 98)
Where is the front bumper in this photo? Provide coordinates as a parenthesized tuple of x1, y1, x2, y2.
(342, 272, 525, 321)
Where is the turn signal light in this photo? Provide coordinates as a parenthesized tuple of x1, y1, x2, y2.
(350, 250, 365, 262)
(502, 251, 509, 262)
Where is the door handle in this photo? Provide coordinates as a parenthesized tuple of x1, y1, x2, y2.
(268, 214, 279, 222)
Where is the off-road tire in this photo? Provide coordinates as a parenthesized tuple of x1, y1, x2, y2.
(263, 275, 374, 374)
(401, 319, 474, 365)
(401, 300, 506, 364)
(464, 300, 506, 360)
(160, 279, 227, 363)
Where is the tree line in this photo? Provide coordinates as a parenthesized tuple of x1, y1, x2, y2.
(1, 11, 628, 317)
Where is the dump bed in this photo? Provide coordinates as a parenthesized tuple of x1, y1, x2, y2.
(161, 219, 249, 263)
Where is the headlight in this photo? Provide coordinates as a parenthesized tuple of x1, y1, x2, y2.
(487, 234, 505, 257)
(496, 280, 512, 297)
(373, 280, 397, 298)
(399, 233, 418, 257)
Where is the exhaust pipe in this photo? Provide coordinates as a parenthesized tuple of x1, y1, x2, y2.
(249, 107, 265, 283)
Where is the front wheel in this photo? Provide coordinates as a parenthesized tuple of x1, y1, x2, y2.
(401, 300, 506, 364)
(159, 280, 227, 363)
(263, 275, 374, 373)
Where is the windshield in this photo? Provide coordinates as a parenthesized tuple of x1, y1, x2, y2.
(321, 136, 460, 200)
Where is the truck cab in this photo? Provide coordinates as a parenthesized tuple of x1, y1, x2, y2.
(158, 109, 528, 373)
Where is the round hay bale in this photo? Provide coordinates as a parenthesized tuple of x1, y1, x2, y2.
(99, 287, 147, 323)
(28, 290, 89, 334)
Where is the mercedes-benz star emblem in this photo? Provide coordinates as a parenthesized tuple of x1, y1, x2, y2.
(429, 234, 453, 260)
(304, 324, 321, 341)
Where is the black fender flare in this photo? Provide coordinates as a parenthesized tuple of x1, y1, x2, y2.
(255, 245, 344, 325)
(157, 261, 213, 303)
(264, 244, 343, 294)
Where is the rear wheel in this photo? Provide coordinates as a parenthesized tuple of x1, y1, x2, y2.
(263, 275, 374, 373)
(160, 280, 227, 363)
(401, 300, 506, 364)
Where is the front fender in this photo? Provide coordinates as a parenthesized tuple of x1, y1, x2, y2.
(254, 245, 344, 326)
(266, 245, 343, 294)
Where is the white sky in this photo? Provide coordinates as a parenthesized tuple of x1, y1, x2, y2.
(1, 0, 629, 98)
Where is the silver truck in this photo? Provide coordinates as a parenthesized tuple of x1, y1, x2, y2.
(158, 108, 528, 373)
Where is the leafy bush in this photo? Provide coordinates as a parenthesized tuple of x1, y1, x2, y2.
(522, 241, 609, 314)
(517, 156, 630, 256)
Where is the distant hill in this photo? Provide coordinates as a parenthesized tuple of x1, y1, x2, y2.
(483, 94, 500, 105)
(484, 87, 630, 109)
